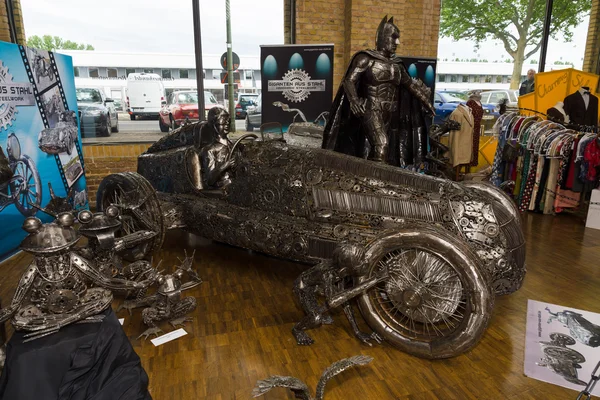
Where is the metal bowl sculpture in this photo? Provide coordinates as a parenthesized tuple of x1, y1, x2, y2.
(96, 101, 525, 359)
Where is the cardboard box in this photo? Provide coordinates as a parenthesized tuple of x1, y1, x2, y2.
(586, 189, 600, 230)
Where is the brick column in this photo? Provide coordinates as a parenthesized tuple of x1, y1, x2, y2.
(294, 0, 441, 90)
(0, 0, 26, 45)
(583, 0, 600, 75)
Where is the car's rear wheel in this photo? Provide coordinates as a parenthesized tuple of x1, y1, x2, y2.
(111, 114, 119, 133)
(245, 116, 254, 132)
(357, 225, 494, 359)
(129, 114, 135, 121)
(159, 116, 169, 133)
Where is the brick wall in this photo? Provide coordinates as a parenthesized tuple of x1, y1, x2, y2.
(82, 143, 151, 207)
(583, 0, 600, 76)
(0, 0, 26, 45)
(293, 0, 441, 89)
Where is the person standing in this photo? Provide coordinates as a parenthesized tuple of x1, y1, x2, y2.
(519, 69, 536, 95)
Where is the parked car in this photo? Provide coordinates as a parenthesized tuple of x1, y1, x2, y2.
(235, 93, 259, 119)
(433, 91, 499, 133)
(480, 90, 519, 110)
(126, 73, 165, 120)
(245, 94, 261, 131)
(76, 87, 118, 137)
(98, 122, 525, 359)
(159, 91, 220, 132)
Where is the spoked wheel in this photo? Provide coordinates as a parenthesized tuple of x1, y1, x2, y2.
(96, 172, 165, 261)
(10, 156, 42, 216)
(357, 226, 494, 359)
(543, 345, 585, 363)
(549, 332, 576, 347)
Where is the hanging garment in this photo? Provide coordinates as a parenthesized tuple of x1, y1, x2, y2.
(563, 90, 599, 126)
(584, 138, 600, 181)
(448, 104, 474, 167)
(543, 158, 560, 214)
(466, 99, 483, 166)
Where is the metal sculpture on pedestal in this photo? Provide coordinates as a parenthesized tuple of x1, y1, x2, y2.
(322, 15, 435, 168)
(117, 251, 202, 339)
(0, 209, 157, 342)
(252, 355, 373, 400)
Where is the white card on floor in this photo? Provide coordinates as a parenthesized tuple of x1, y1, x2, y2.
(151, 329, 187, 346)
(118, 318, 124, 325)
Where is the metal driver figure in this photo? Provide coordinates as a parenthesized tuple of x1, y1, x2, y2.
(292, 243, 387, 346)
(117, 251, 202, 339)
(0, 209, 156, 342)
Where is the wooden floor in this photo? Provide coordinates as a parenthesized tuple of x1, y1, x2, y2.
(1, 212, 599, 399)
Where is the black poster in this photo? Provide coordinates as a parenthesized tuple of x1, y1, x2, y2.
(260, 44, 334, 131)
(399, 56, 437, 104)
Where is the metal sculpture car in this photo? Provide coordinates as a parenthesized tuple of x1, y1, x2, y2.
(38, 111, 78, 155)
(97, 114, 525, 359)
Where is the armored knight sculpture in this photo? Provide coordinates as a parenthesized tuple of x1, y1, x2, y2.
(322, 15, 435, 167)
(292, 243, 386, 346)
(200, 106, 237, 189)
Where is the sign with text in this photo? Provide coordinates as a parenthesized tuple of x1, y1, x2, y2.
(260, 44, 334, 132)
(0, 40, 89, 261)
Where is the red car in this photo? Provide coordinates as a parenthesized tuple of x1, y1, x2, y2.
(159, 91, 201, 132)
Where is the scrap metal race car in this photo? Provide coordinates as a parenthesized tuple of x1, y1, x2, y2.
(97, 122, 525, 359)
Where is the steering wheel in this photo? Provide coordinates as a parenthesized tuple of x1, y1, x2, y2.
(228, 133, 258, 161)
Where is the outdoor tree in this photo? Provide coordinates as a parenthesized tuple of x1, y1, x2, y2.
(26, 35, 94, 51)
(440, 0, 592, 89)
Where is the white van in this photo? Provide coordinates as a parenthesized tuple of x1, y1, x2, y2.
(126, 73, 165, 120)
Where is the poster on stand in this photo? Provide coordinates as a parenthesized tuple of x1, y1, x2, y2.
(0, 40, 88, 261)
(399, 56, 437, 105)
(524, 299, 600, 395)
(260, 44, 334, 134)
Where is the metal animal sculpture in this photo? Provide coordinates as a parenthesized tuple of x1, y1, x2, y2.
(252, 355, 373, 400)
(117, 251, 202, 339)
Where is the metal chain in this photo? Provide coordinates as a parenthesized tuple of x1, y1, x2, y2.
(577, 360, 600, 399)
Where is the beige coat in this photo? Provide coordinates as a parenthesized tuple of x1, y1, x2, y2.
(448, 104, 474, 167)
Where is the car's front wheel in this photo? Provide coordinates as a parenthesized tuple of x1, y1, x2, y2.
(159, 116, 169, 133)
(245, 116, 254, 132)
(103, 116, 111, 137)
(170, 115, 178, 131)
(357, 225, 494, 359)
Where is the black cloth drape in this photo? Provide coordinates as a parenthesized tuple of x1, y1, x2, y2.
(0, 308, 151, 400)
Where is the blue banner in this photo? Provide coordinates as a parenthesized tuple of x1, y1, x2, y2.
(0, 41, 88, 261)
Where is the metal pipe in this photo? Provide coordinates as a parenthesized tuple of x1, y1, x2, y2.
(5, 0, 18, 44)
(290, 0, 296, 44)
(226, 0, 236, 132)
(538, 0, 554, 73)
(192, 0, 206, 121)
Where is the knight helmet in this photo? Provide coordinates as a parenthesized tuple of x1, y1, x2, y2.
(376, 15, 400, 51)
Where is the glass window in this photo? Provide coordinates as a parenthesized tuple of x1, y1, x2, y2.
(76, 88, 103, 102)
(162, 69, 171, 79)
(488, 92, 508, 103)
(107, 68, 118, 78)
(125, 68, 136, 77)
(438, 74, 446, 83)
(179, 69, 189, 79)
(143, 68, 154, 73)
(213, 69, 220, 79)
(485, 75, 492, 83)
(244, 70, 252, 79)
(177, 92, 198, 104)
(450, 74, 458, 83)
(89, 68, 99, 78)
(74, 67, 79, 77)
(496, 75, 502, 83)
(462, 75, 469, 83)
(507, 76, 512, 83)
(434, 93, 443, 103)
